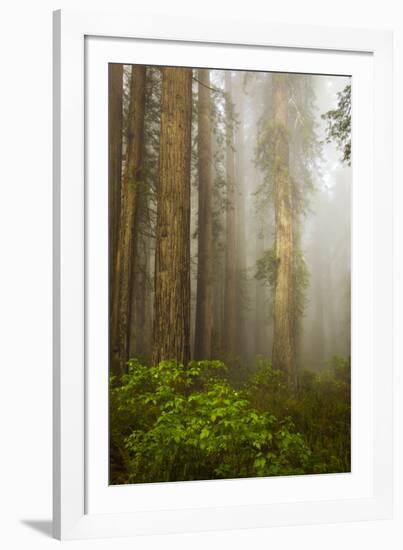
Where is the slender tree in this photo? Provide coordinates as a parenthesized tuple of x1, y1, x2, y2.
(111, 65, 147, 375)
(152, 67, 192, 366)
(288, 75, 319, 370)
(309, 213, 326, 369)
(234, 74, 247, 358)
(130, 202, 152, 360)
(271, 74, 296, 382)
(223, 71, 237, 358)
(132, 67, 163, 359)
(194, 69, 214, 359)
(249, 74, 272, 359)
(206, 71, 227, 357)
(109, 64, 123, 310)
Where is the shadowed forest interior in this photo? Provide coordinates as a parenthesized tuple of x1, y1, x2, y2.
(109, 64, 352, 484)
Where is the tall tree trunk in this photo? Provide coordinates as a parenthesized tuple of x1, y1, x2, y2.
(152, 67, 192, 366)
(211, 123, 225, 357)
(304, 194, 327, 369)
(248, 79, 269, 359)
(234, 75, 247, 359)
(311, 249, 326, 369)
(109, 64, 123, 315)
(271, 74, 296, 382)
(254, 221, 266, 355)
(111, 65, 146, 375)
(223, 71, 237, 358)
(130, 223, 151, 361)
(194, 69, 214, 359)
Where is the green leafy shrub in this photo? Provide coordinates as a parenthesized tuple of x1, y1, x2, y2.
(110, 359, 311, 484)
(246, 355, 351, 474)
(297, 356, 351, 473)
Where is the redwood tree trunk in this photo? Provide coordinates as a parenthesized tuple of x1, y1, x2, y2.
(254, 222, 266, 355)
(223, 71, 237, 358)
(234, 75, 247, 359)
(109, 64, 123, 313)
(130, 223, 151, 361)
(152, 67, 192, 366)
(271, 74, 296, 382)
(194, 69, 214, 359)
(111, 65, 146, 375)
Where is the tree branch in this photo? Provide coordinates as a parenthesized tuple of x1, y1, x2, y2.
(192, 76, 224, 95)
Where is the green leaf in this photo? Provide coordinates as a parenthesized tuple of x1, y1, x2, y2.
(200, 427, 210, 440)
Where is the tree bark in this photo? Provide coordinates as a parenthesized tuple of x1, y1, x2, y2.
(130, 221, 151, 361)
(152, 67, 192, 366)
(194, 69, 214, 359)
(271, 74, 296, 382)
(254, 223, 266, 355)
(111, 65, 146, 375)
(234, 75, 247, 359)
(109, 64, 123, 315)
(223, 72, 238, 358)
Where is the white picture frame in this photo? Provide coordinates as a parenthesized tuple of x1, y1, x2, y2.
(53, 9, 393, 540)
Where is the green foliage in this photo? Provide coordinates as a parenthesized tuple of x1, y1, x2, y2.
(292, 248, 310, 331)
(110, 359, 312, 484)
(255, 248, 278, 288)
(322, 84, 351, 165)
(254, 247, 308, 335)
(255, 120, 290, 204)
(246, 355, 351, 473)
(288, 74, 322, 213)
(254, 74, 321, 215)
(111, 357, 350, 483)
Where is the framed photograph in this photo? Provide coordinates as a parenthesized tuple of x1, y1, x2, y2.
(53, 9, 393, 540)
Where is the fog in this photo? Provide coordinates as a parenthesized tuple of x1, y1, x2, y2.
(189, 70, 351, 371)
(117, 65, 351, 375)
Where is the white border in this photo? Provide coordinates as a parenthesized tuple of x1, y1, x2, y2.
(53, 9, 393, 539)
